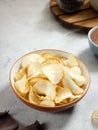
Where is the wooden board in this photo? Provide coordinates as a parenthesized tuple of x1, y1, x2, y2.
(50, 0, 98, 29)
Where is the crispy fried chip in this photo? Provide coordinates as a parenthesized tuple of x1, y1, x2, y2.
(92, 109, 98, 121)
(40, 99, 55, 107)
(21, 54, 45, 68)
(27, 62, 42, 78)
(29, 77, 44, 86)
(42, 63, 63, 84)
(29, 86, 40, 104)
(55, 86, 74, 104)
(70, 66, 81, 75)
(14, 68, 26, 81)
(62, 75, 83, 95)
(33, 79, 56, 100)
(15, 75, 29, 97)
(66, 54, 79, 67)
(64, 67, 86, 86)
(41, 52, 55, 59)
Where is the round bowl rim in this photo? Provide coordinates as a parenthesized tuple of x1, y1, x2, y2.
(9, 49, 90, 112)
(88, 26, 98, 47)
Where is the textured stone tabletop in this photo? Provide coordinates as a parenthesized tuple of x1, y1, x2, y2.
(0, 0, 98, 130)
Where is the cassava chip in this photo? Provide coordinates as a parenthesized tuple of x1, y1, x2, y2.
(33, 79, 56, 100)
(64, 67, 86, 86)
(15, 75, 29, 97)
(42, 63, 63, 84)
(36, 95, 50, 101)
(62, 75, 83, 95)
(21, 54, 45, 68)
(66, 54, 79, 67)
(14, 68, 26, 81)
(29, 77, 44, 86)
(55, 86, 75, 104)
(29, 86, 40, 104)
(27, 62, 42, 78)
(70, 66, 81, 75)
(40, 99, 55, 107)
(92, 109, 98, 121)
(41, 52, 55, 59)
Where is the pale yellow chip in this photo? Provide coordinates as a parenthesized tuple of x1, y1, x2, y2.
(27, 62, 42, 78)
(29, 86, 40, 104)
(36, 94, 50, 101)
(55, 86, 75, 104)
(29, 77, 44, 86)
(42, 58, 59, 66)
(64, 67, 86, 86)
(62, 75, 83, 95)
(42, 63, 63, 84)
(21, 53, 45, 68)
(14, 68, 26, 81)
(61, 57, 68, 66)
(33, 79, 56, 100)
(15, 75, 29, 97)
(92, 109, 98, 121)
(70, 66, 81, 75)
(40, 99, 55, 107)
(66, 54, 79, 67)
(41, 52, 55, 59)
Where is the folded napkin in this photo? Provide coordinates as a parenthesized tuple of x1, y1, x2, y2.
(0, 111, 46, 130)
(0, 111, 18, 130)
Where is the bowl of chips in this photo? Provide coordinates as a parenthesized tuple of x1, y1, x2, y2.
(9, 49, 90, 112)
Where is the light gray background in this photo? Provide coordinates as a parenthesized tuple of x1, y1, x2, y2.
(0, 0, 98, 130)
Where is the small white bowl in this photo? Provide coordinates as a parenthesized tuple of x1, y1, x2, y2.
(88, 26, 98, 56)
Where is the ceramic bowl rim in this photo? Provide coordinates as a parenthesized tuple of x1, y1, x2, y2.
(9, 49, 90, 112)
(88, 26, 98, 47)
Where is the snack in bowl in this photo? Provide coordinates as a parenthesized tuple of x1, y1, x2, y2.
(10, 49, 90, 112)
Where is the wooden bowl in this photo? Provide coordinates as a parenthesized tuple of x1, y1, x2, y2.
(9, 49, 90, 112)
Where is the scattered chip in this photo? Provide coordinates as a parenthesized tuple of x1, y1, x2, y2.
(92, 109, 98, 121)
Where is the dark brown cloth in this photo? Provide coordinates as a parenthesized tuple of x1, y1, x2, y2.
(0, 112, 46, 130)
(0, 111, 19, 130)
(19, 121, 46, 130)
